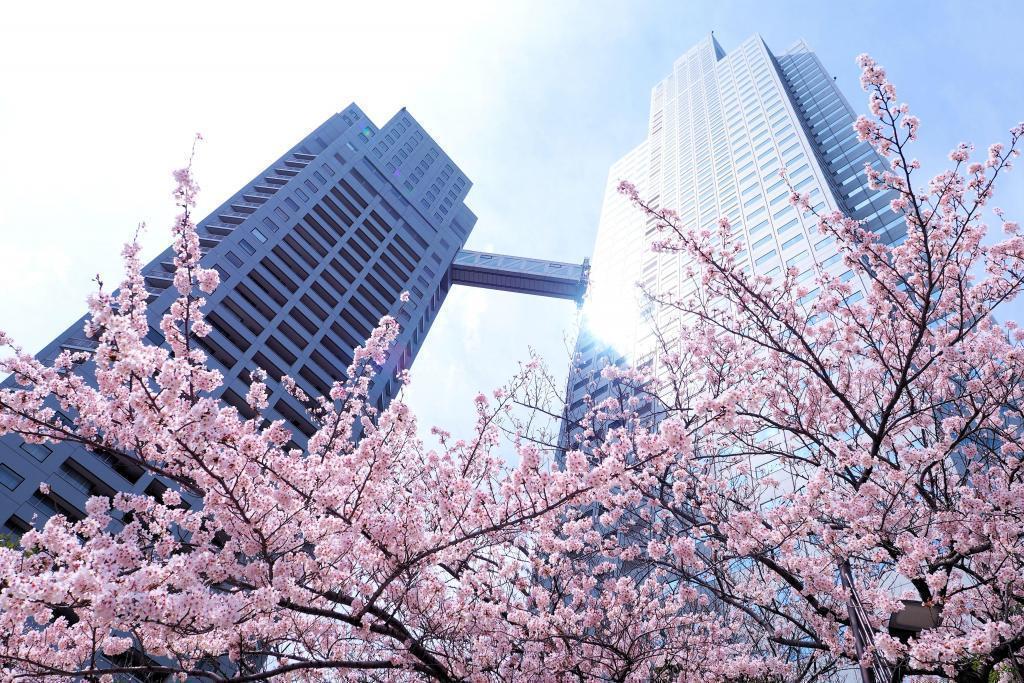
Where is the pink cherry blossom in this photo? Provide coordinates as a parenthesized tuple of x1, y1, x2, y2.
(603, 52, 1024, 681)
(0, 53, 1022, 683)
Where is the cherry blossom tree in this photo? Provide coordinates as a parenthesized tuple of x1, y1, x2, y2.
(0, 149, 771, 680)
(577, 55, 1024, 681)
(1, 52, 1023, 683)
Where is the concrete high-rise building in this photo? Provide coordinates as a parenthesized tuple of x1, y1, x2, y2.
(559, 36, 914, 680)
(0, 104, 587, 535)
(565, 34, 903, 450)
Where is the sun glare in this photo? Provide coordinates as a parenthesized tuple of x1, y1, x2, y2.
(580, 281, 643, 358)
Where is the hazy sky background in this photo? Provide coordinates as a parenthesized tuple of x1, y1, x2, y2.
(2, 0, 1023, 440)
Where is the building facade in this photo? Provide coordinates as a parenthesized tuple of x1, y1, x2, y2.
(0, 104, 585, 536)
(565, 34, 904, 455)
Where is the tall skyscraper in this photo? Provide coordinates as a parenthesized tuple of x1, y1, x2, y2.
(565, 34, 903, 449)
(0, 105, 587, 536)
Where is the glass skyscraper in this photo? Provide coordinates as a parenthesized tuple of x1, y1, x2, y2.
(0, 104, 587, 536)
(566, 34, 903, 447)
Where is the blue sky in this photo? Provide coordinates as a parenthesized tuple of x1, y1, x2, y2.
(2, 1, 1022, 439)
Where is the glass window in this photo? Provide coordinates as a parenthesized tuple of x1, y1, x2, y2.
(778, 217, 800, 233)
(822, 253, 843, 268)
(749, 219, 770, 236)
(782, 234, 804, 250)
(777, 131, 797, 146)
(780, 143, 802, 160)
(773, 205, 795, 222)
(747, 205, 767, 221)
(20, 442, 52, 462)
(146, 326, 165, 346)
(60, 463, 92, 494)
(786, 250, 809, 267)
(0, 464, 23, 490)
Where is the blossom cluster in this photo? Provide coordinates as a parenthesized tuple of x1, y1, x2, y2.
(0, 55, 1023, 682)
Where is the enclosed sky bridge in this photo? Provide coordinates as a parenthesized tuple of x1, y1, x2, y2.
(449, 250, 590, 304)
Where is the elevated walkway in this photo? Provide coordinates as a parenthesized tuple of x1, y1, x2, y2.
(449, 250, 589, 303)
